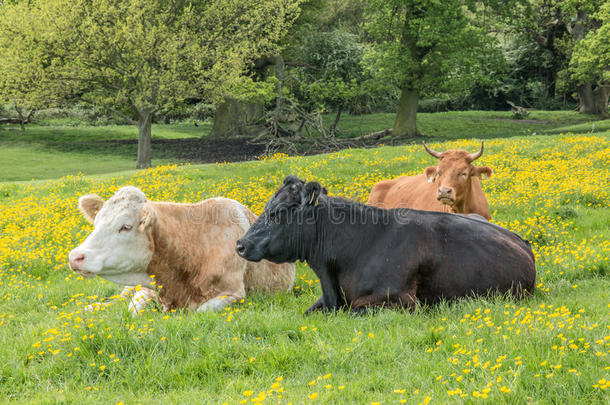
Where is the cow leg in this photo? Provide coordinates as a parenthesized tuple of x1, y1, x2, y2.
(121, 286, 156, 315)
(304, 296, 324, 314)
(350, 295, 387, 314)
(313, 266, 340, 311)
(84, 285, 155, 314)
(399, 288, 418, 310)
(196, 294, 240, 312)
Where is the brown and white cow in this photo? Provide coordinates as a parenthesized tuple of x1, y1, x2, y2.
(367, 142, 493, 219)
(68, 186, 295, 314)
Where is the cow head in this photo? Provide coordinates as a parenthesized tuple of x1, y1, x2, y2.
(68, 186, 156, 286)
(236, 176, 325, 263)
(422, 142, 492, 208)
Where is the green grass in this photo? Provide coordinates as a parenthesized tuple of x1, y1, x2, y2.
(329, 110, 601, 139)
(0, 123, 209, 181)
(0, 111, 605, 181)
(0, 129, 608, 403)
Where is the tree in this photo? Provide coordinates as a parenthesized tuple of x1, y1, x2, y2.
(557, 0, 607, 116)
(363, 0, 500, 137)
(296, 29, 365, 134)
(0, 0, 300, 168)
(0, 2, 63, 129)
(569, 1, 609, 117)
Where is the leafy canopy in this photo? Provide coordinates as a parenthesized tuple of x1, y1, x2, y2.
(0, 0, 302, 117)
(569, 2, 610, 85)
(296, 29, 365, 111)
(363, 0, 504, 95)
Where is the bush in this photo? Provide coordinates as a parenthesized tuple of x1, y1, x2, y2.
(34, 104, 132, 126)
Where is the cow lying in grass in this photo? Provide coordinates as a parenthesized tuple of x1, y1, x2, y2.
(236, 176, 536, 313)
(68, 186, 295, 314)
(367, 142, 493, 219)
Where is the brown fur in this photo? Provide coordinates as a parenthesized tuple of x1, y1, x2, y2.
(143, 198, 295, 310)
(367, 149, 492, 220)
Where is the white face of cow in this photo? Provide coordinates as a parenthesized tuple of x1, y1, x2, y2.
(68, 186, 156, 286)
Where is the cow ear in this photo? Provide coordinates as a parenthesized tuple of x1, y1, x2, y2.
(303, 182, 323, 206)
(138, 204, 156, 231)
(283, 175, 304, 186)
(78, 194, 104, 223)
(424, 166, 437, 183)
(474, 166, 493, 180)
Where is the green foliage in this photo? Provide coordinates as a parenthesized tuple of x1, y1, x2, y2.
(0, 1, 66, 114)
(0, 0, 301, 122)
(362, 0, 502, 95)
(294, 29, 365, 112)
(0, 0, 301, 164)
(569, 2, 610, 85)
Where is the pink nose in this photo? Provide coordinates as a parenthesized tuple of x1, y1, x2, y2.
(437, 186, 454, 199)
(69, 252, 85, 270)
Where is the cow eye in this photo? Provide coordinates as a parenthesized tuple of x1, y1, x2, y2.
(461, 172, 469, 177)
(119, 224, 132, 233)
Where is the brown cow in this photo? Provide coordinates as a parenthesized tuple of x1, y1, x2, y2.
(68, 186, 295, 314)
(367, 142, 493, 219)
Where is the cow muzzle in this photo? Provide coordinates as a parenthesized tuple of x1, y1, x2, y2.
(235, 238, 264, 262)
(437, 187, 455, 205)
(235, 240, 247, 257)
(68, 251, 95, 277)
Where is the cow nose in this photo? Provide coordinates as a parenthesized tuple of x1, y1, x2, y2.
(437, 186, 453, 197)
(235, 241, 246, 256)
(69, 252, 85, 269)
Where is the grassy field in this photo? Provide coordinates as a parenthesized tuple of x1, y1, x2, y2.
(0, 123, 608, 403)
(0, 123, 207, 181)
(0, 110, 603, 181)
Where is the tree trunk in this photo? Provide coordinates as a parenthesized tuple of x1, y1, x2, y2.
(210, 97, 264, 137)
(593, 84, 609, 118)
(578, 83, 610, 117)
(273, 55, 285, 119)
(136, 109, 153, 169)
(393, 87, 421, 137)
(329, 106, 343, 136)
(15, 106, 29, 131)
(578, 83, 596, 114)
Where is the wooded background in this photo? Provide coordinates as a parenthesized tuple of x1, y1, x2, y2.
(0, 0, 608, 168)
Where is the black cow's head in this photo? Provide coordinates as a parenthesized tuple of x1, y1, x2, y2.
(236, 176, 325, 263)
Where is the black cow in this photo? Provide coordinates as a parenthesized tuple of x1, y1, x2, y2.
(236, 176, 536, 313)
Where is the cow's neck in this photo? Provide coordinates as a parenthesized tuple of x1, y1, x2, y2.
(463, 177, 488, 216)
(305, 197, 393, 269)
(448, 178, 478, 214)
(144, 205, 201, 307)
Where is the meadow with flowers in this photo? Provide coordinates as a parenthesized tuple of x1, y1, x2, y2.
(0, 129, 608, 403)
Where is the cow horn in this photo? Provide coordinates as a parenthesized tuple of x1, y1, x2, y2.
(468, 142, 484, 162)
(422, 142, 442, 159)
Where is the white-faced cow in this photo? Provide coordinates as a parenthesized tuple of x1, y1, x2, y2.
(367, 142, 493, 219)
(236, 176, 536, 313)
(68, 186, 295, 314)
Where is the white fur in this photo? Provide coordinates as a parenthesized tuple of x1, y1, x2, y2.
(232, 202, 251, 233)
(69, 187, 153, 284)
(197, 295, 237, 312)
(125, 288, 156, 315)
